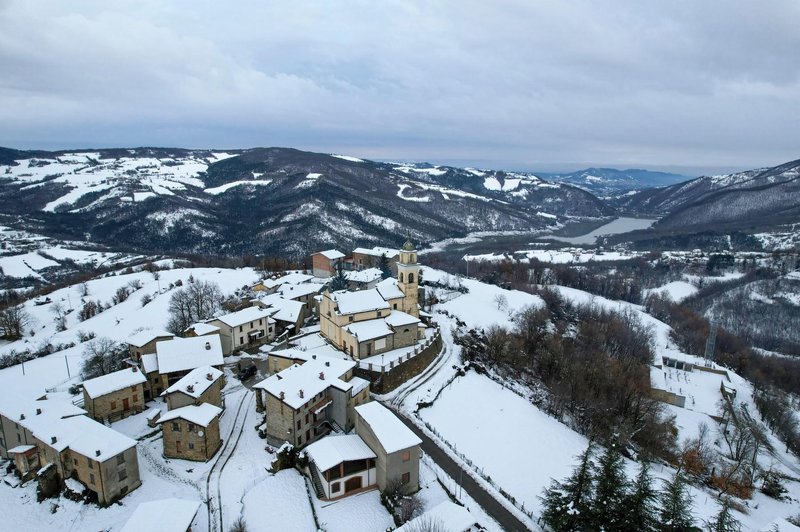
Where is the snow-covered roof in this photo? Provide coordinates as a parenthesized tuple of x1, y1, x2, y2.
(156, 335, 224, 375)
(158, 403, 222, 427)
(253, 358, 355, 410)
(120, 498, 201, 532)
(376, 278, 404, 300)
(38, 415, 137, 461)
(304, 434, 376, 473)
(345, 268, 383, 283)
(214, 306, 273, 328)
(260, 294, 305, 323)
(82, 367, 146, 399)
(127, 329, 173, 347)
(141, 353, 159, 373)
(332, 288, 390, 314)
(0, 397, 86, 433)
(7, 444, 36, 454)
(353, 247, 399, 259)
(315, 249, 345, 260)
(268, 348, 352, 364)
(349, 376, 370, 395)
(279, 282, 325, 300)
(345, 319, 394, 341)
(264, 272, 314, 288)
(355, 401, 421, 454)
(162, 365, 223, 398)
(185, 322, 220, 336)
(384, 310, 420, 328)
(396, 501, 477, 532)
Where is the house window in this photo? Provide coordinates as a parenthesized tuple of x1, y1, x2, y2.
(188, 423, 195, 432)
(401, 472, 410, 484)
(331, 481, 341, 493)
(172, 422, 180, 432)
(402, 451, 411, 462)
(305, 413, 310, 423)
(409, 273, 415, 283)
(73, 458, 78, 465)
(240, 336, 244, 344)
(133, 393, 138, 402)
(348, 315, 354, 322)
(87, 458, 93, 469)
(89, 473, 95, 484)
(117, 455, 125, 466)
(111, 401, 117, 410)
(188, 442, 195, 450)
(118, 469, 127, 482)
(393, 304, 397, 310)
(297, 420, 302, 430)
(377, 311, 382, 318)
(239, 325, 243, 332)
(259, 319, 263, 326)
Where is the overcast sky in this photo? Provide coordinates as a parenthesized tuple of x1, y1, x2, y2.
(1, 1, 798, 175)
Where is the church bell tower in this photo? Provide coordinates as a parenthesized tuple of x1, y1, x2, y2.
(396, 239, 419, 317)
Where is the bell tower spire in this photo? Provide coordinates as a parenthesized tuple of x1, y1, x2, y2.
(396, 239, 419, 317)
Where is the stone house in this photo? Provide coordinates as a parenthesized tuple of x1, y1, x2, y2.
(253, 358, 370, 448)
(344, 268, 383, 290)
(162, 366, 224, 410)
(155, 335, 224, 390)
(126, 330, 174, 361)
(0, 397, 85, 459)
(33, 414, 141, 505)
(139, 352, 162, 400)
(278, 282, 326, 318)
(355, 401, 421, 493)
(207, 306, 275, 355)
(158, 403, 222, 462)
(183, 322, 221, 338)
(351, 247, 399, 274)
(311, 249, 345, 278)
(304, 434, 377, 500)
(82, 367, 147, 422)
(255, 294, 306, 336)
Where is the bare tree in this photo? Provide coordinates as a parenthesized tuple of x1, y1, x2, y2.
(0, 305, 31, 339)
(81, 337, 126, 379)
(50, 302, 67, 332)
(167, 280, 223, 333)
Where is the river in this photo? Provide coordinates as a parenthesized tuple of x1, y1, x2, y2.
(546, 217, 657, 245)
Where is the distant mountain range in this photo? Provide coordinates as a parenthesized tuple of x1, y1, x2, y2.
(616, 158, 800, 232)
(0, 147, 611, 258)
(538, 167, 692, 196)
(1, 146, 796, 257)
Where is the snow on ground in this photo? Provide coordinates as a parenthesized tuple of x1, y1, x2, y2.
(331, 154, 365, 163)
(422, 267, 543, 330)
(313, 487, 394, 532)
(396, 183, 431, 202)
(203, 180, 273, 195)
(419, 371, 588, 516)
(644, 280, 699, 302)
(0, 252, 59, 278)
(465, 249, 643, 264)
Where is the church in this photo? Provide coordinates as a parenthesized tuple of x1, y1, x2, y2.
(319, 241, 424, 360)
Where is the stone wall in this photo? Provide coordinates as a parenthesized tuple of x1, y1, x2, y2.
(161, 416, 221, 462)
(355, 332, 442, 394)
(84, 384, 145, 422)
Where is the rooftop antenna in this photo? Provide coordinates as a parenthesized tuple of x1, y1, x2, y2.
(704, 319, 718, 367)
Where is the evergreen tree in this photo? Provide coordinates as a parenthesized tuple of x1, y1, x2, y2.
(658, 472, 697, 532)
(540, 444, 595, 531)
(379, 253, 392, 279)
(591, 443, 629, 530)
(620, 462, 659, 532)
(705, 498, 741, 532)
(329, 263, 349, 291)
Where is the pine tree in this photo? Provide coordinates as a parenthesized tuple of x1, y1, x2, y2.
(379, 253, 392, 279)
(540, 444, 595, 531)
(620, 462, 659, 532)
(706, 498, 741, 532)
(329, 263, 349, 291)
(591, 443, 630, 530)
(658, 472, 697, 532)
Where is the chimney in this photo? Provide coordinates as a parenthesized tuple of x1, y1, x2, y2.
(131, 366, 138, 372)
(95, 450, 101, 457)
(51, 436, 57, 444)
(205, 342, 211, 350)
(299, 389, 304, 398)
(319, 372, 325, 380)
(276, 375, 283, 380)
(206, 373, 213, 381)
(312, 354, 317, 360)
(279, 391, 285, 400)
(325, 361, 330, 367)
(36, 408, 42, 415)
(20, 414, 25, 420)
(187, 384, 194, 393)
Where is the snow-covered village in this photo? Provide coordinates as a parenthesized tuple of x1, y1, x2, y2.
(3, 3, 800, 531)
